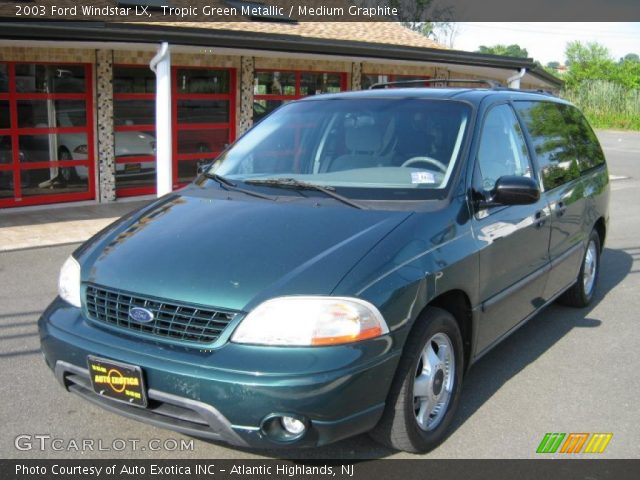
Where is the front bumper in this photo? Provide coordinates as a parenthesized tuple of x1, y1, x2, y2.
(39, 298, 401, 448)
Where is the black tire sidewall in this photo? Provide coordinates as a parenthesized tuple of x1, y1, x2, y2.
(400, 308, 464, 451)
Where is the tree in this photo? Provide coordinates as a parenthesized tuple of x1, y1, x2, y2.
(565, 41, 611, 66)
(476, 44, 529, 58)
(563, 41, 616, 89)
(614, 58, 640, 89)
(546, 61, 561, 69)
(415, 22, 459, 47)
(621, 53, 639, 63)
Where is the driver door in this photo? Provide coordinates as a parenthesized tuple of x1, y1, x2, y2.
(471, 103, 552, 354)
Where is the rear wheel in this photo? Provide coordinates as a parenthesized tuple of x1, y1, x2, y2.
(557, 229, 601, 307)
(58, 148, 78, 183)
(370, 307, 463, 453)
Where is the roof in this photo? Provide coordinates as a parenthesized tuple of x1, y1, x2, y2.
(301, 87, 568, 105)
(0, 19, 563, 89)
(152, 21, 446, 50)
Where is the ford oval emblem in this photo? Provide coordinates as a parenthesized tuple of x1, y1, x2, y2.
(129, 307, 154, 323)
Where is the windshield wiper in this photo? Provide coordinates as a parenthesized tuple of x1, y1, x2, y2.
(204, 173, 275, 201)
(244, 178, 365, 209)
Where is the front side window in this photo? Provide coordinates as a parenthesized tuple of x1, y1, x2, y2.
(476, 104, 533, 191)
(211, 98, 471, 199)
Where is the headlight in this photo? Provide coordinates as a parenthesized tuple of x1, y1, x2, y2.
(231, 296, 388, 346)
(58, 256, 81, 308)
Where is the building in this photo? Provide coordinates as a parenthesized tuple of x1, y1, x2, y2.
(0, 19, 562, 208)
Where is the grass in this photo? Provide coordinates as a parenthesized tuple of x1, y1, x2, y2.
(562, 80, 640, 131)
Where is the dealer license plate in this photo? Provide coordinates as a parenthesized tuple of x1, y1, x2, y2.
(87, 356, 147, 408)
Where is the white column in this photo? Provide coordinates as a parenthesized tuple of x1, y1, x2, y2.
(150, 43, 172, 197)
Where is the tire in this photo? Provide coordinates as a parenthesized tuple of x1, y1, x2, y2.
(58, 148, 78, 183)
(370, 307, 464, 453)
(557, 229, 601, 308)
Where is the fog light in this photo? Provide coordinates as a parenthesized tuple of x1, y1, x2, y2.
(281, 416, 306, 435)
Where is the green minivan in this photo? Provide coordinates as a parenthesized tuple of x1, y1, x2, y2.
(39, 86, 609, 453)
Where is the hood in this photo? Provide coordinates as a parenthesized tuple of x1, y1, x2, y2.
(80, 189, 411, 312)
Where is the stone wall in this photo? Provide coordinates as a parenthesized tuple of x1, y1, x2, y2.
(95, 50, 116, 202)
(238, 57, 255, 136)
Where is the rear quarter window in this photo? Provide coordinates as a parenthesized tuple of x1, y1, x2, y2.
(560, 105, 606, 172)
(514, 101, 583, 190)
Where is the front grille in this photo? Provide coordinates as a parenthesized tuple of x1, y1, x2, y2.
(85, 284, 236, 345)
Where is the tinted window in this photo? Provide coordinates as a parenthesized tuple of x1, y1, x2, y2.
(514, 101, 581, 190)
(561, 105, 606, 172)
(176, 69, 230, 94)
(476, 104, 533, 191)
(254, 71, 296, 96)
(300, 72, 343, 96)
(14, 64, 86, 93)
(0, 64, 7, 92)
(113, 67, 156, 94)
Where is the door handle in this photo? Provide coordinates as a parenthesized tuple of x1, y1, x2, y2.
(556, 201, 567, 217)
(534, 209, 547, 228)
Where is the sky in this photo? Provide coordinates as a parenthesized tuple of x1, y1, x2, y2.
(452, 22, 640, 65)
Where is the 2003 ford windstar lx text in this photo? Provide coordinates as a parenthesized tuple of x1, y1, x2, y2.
(39, 83, 609, 453)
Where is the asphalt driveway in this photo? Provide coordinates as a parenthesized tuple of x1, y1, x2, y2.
(0, 130, 638, 459)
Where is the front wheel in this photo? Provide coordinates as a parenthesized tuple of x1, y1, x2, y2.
(557, 229, 601, 307)
(370, 307, 463, 453)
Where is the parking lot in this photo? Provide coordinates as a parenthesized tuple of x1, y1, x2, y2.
(1, 130, 639, 459)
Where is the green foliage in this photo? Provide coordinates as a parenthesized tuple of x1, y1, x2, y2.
(546, 61, 561, 69)
(563, 81, 640, 131)
(562, 42, 640, 129)
(476, 44, 529, 58)
(543, 66, 563, 79)
(613, 59, 640, 89)
(563, 41, 616, 89)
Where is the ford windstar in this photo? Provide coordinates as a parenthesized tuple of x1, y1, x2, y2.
(39, 84, 609, 452)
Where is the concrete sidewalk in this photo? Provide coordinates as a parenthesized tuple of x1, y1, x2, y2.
(0, 198, 152, 251)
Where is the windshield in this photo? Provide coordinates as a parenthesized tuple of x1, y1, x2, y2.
(210, 98, 471, 199)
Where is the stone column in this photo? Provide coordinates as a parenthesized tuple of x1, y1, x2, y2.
(238, 56, 255, 136)
(351, 62, 363, 90)
(95, 49, 116, 202)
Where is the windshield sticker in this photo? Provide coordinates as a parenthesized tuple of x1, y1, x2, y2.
(411, 171, 436, 184)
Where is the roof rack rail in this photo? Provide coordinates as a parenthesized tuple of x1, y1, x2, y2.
(520, 88, 558, 97)
(369, 78, 504, 89)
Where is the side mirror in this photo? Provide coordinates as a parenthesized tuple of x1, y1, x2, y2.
(490, 175, 540, 206)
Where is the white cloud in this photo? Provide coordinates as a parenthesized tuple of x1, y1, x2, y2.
(452, 22, 640, 65)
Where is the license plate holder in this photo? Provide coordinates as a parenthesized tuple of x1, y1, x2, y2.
(87, 356, 147, 408)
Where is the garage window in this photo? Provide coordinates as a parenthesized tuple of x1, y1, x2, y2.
(253, 70, 347, 121)
(113, 65, 236, 197)
(0, 62, 95, 208)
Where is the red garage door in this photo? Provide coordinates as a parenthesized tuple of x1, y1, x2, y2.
(0, 62, 95, 208)
(113, 65, 236, 197)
